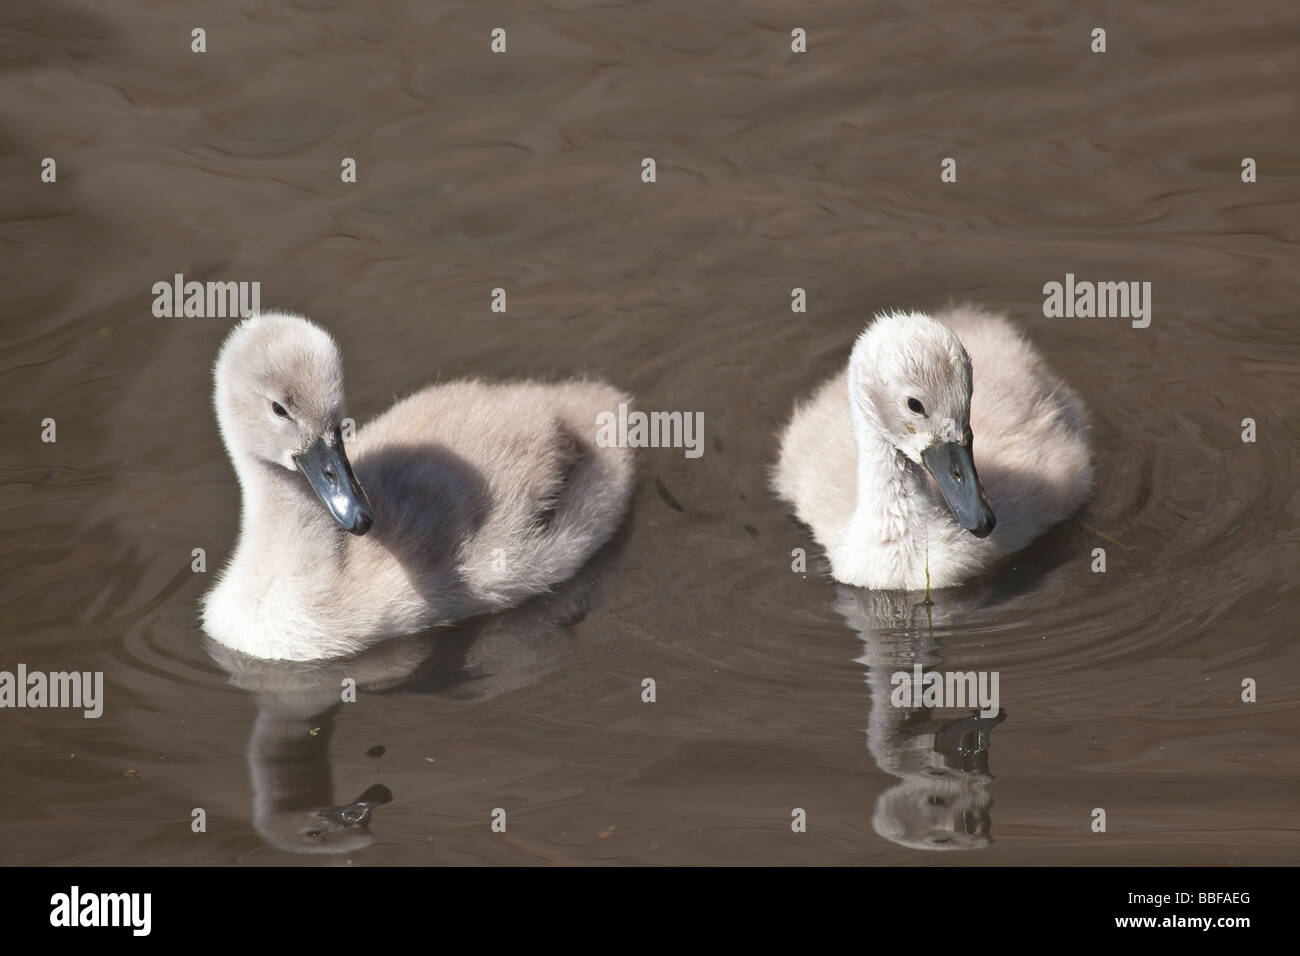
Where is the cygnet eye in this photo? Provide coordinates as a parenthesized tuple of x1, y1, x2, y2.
(271, 401, 290, 418)
(906, 397, 925, 415)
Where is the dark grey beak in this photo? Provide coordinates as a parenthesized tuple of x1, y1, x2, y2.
(294, 435, 373, 535)
(921, 440, 996, 538)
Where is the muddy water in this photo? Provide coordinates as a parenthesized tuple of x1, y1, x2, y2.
(1, 0, 1297, 864)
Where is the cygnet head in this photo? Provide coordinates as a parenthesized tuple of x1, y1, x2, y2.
(213, 311, 372, 535)
(848, 311, 995, 538)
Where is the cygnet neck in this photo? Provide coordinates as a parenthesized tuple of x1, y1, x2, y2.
(845, 386, 930, 552)
(230, 450, 347, 572)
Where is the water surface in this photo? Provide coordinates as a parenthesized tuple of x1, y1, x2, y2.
(1, 0, 1297, 864)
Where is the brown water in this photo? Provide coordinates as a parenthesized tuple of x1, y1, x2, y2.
(1, 0, 1297, 864)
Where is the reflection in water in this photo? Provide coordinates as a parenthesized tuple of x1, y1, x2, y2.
(249, 701, 394, 855)
(836, 522, 1077, 851)
(838, 586, 1007, 851)
(204, 538, 617, 856)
